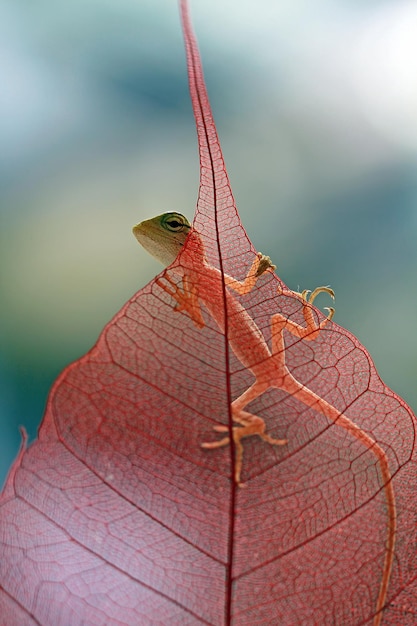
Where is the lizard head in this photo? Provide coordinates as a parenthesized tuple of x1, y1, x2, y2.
(132, 212, 192, 266)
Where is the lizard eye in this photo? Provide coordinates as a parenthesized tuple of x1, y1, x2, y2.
(166, 220, 183, 230)
(162, 213, 191, 233)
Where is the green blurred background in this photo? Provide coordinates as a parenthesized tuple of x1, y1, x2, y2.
(1, 0, 416, 486)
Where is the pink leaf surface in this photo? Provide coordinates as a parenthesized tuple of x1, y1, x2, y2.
(1, 1, 416, 624)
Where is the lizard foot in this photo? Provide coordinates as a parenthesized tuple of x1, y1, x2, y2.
(202, 416, 286, 486)
(156, 272, 205, 328)
(256, 252, 276, 277)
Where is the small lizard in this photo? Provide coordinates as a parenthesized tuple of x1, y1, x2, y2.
(133, 212, 395, 622)
(133, 212, 338, 488)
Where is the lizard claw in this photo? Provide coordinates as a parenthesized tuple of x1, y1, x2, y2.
(201, 437, 230, 449)
(323, 306, 335, 321)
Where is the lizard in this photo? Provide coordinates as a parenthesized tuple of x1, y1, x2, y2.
(133, 211, 396, 624)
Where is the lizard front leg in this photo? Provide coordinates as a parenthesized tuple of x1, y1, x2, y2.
(225, 252, 276, 295)
(156, 272, 205, 328)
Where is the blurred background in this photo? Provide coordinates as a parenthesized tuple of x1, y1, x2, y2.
(1, 0, 416, 486)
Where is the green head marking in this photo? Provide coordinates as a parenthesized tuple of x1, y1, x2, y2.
(132, 212, 191, 266)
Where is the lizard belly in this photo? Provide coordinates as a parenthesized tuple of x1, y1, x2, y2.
(200, 284, 271, 370)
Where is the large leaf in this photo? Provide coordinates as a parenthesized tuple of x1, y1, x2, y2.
(1, 1, 416, 624)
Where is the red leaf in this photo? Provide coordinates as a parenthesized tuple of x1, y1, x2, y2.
(1, 1, 416, 624)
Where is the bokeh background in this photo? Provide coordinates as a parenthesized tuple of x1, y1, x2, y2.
(1, 0, 416, 486)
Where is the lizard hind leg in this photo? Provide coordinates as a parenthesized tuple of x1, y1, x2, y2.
(232, 380, 287, 484)
(231, 408, 287, 485)
(201, 399, 287, 485)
